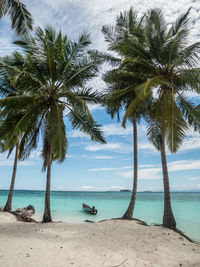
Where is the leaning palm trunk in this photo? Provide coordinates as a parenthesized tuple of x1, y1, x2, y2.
(43, 146, 52, 223)
(122, 116, 138, 219)
(3, 140, 19, 212)
(160, 130, 176, 228)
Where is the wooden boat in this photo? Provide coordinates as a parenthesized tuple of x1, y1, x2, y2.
(82, 203, 98, 215)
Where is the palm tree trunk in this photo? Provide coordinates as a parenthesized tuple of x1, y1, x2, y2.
(3, 141, 19, 212)
(122, 116, 138, 219)
(160, 130, 176, 228)
(42, 146, 52, 222)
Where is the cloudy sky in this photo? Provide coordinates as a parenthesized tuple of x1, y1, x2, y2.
(0, 0, 200, 192)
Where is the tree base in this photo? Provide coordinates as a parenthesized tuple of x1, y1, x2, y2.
(42, 214, 52, 223)
(162, 223, 176, 229)
(122, 212, 132, 220)
(3, 203, 11, 212)
(163, 215, 176, 229)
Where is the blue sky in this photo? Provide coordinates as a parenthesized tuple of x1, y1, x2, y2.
(0, 0, 200, 192)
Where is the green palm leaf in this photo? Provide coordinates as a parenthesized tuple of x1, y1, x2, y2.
(0, 0, 33, 35)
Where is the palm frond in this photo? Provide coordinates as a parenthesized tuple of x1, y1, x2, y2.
(177, 93, 200, 131)
(68, 107, 106, 144)
(45, 105, 67, 162)
(171, 8, 191, 35)
(146, 119, 162, 150)
(7, 0, 33, 35)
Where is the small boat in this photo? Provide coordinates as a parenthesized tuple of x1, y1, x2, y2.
(82, 203, 98, 215)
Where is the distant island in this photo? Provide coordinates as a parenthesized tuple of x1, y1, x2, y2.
(120, 189, 131, 192)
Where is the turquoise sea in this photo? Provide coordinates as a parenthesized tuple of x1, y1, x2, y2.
(0, 190, 199, 242)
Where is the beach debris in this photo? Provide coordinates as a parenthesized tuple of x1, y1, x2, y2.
(112, 258, 128, 267)
(12, 205, 36, 222)
(84, 220, 95, 223)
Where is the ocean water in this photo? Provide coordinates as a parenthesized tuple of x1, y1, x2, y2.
(0, 190, 200, 242)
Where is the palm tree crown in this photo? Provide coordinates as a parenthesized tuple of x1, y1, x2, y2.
(115, 8, 200, 150)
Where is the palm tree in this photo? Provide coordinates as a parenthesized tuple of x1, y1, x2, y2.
(104, 69, 150, 219)
(102, 8, 150, 219)
(114, 8, 200, 228)
(0, 0, 33, 35)
(0, 52, 36, 212)
(0, 26, 106, 222)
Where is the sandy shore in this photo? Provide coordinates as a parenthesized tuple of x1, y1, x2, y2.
(0, 212, 200, 267)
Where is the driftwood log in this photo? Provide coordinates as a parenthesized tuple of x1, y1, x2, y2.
(11, 205, 36, 222)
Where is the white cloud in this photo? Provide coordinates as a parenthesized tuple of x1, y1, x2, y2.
(138, 164, 155, 168)
(85, 142, 123, 151)
(80, 185, 125, 191)
(188, 177, 200, 181)
(0, 148, 41, 167)
(24, 0, 199, 57)
(82, 155, 115, 159)
(68, 130, 88, 138)
(88, 104, 104, 112)
(0, 160, 36, 167)
(81, 185, 93, 190)
(118, 159, 200, 180)
(177, 130, 200, 153)
(2, 0, 200, 64)
(102, 124, 132, 136)
(119, 167, 162, 180)
(88, 166, 131, 172)
(168, 160, 200, 172)
(138, 142, 157, 152)
(138, 128, 200, 155)
(92, 155, 114, 159)
(66, 155, 73, 159)
(29, 151, 42, 159)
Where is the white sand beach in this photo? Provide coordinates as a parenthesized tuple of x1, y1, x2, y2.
(0, 212, 200, 267)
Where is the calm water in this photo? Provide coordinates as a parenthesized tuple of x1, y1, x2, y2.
(0, 190, 199, 242)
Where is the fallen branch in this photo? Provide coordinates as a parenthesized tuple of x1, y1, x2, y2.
(112, 258, 128, 267)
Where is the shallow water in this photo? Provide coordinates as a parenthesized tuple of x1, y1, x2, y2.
(0, 190, 199, 242)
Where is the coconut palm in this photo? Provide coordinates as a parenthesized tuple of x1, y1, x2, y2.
(102, 8, 150, 219)
(0, 52, 37, 212)
(0, 0, 33, 35)
(0, 26, 106, 222)
(104, 69, 151, 219)
(114, 8, 200, 228)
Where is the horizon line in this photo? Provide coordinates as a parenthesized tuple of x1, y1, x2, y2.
(0, 189, 200, 193)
